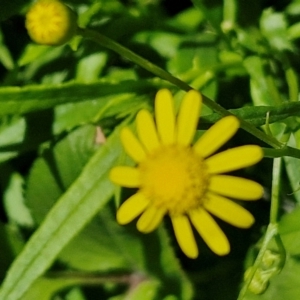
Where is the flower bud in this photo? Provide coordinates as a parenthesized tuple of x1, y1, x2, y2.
(25, 0, 77, 46)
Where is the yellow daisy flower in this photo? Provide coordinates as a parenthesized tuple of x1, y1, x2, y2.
(109, 89, 263, 259)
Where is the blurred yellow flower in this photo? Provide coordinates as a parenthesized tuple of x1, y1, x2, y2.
(110, 89, 263, 258)
(25, 0, 77, 46)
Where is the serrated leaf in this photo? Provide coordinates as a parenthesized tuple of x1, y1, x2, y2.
(4, 172, 34, 227)
(0, 117, 26, 163)
(26, 125, 97, 224)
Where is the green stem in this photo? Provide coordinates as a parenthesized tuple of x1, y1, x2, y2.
(263, 146, 300, 159)
(223, 0, 237, 30)
(270, 157, 282, 224)
(78, 27, 285, 149)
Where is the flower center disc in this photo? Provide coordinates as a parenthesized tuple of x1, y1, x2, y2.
(139, 145, 209, 215)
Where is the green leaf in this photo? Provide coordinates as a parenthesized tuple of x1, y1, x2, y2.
(26, 125, 98, 224)
(53, 93, 150, 134)
(0, 80, 157, 116)
(17, 44, 52, 67)
(168, 7, 204, 32)
(123, 280, 161, 300)
(260, 8, 294, 52)
(278, 204, 300, 255)
(0, 94, 149, 165)
(191, 0, 223, 32)
(243, 56, 275, 106)
(0, 29, 14, 70)
(22, 276, 87, 300)
(4, 172, 34, 227)
(76, 52, 108, 83)
(201, 101, 300, 127)
(0, 222, 15, 282)
(0, 117, 26, 163)
(0, 124, 124, 300)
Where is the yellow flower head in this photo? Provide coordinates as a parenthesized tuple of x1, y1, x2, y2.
(25, 0, 77, 46)
(110, 89, 263, 259)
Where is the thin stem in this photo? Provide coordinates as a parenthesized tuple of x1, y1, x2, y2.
(78, 28, 288, 150)
(223, 0, 237, 29)
(263, 146, 300, 159)
(270, 157, 282, 224)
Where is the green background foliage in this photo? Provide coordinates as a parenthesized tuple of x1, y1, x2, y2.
(1, 0, 300, 299)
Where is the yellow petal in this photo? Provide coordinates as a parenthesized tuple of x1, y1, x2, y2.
(171, 215, 198, 259)
(109, 166, 140, 187)
(155, 89, 175, 145)
(176, 90, 202, 146)
(194, 115, 240, 158)
(204, 192, 255, 228)
(189, 208, 230, 256)
(137, 206, 165, 233)
(120, 127, 146, 162)
(116, 193, 149, 225)
(206, 145, 263, 174)
(209, 175, 263, 200)
(136, 109, 160, 153)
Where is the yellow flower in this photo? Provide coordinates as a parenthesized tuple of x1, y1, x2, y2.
(109, 89, 263, 259)
(25, 0, 77, 46)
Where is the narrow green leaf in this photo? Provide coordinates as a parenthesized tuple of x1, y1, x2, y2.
(0, 125, 123, 300)
(0, 80, 157, 116)
(201, 101, 300, 126)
